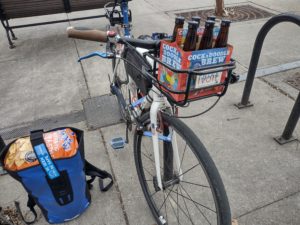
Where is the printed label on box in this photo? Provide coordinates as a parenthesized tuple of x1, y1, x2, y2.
(160, 44, 182, 69)
(194, 72, 222, 88)
(189, 47, 228, 68)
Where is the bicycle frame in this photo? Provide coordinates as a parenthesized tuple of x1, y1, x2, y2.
(120, 0, 131, 37)
(82, 0, 182, 192)
(111, 48, 182, 191)
(149, 87, 182, 190)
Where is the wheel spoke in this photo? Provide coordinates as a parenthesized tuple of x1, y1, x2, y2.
(181, 180, 210, 188)
(158, 185, 175, 213)
(167, 186, 182, 225)
(178, 186, 195, 225)
(169, 186, 216, 214)
(150, 190, 160, 197)
(143, 166, 154, 178)
(179, 143, 187, 169)
(179, 183, 214, 225)
(141, 151, 155, 165)
(167, 188, 196, 225)
(164, 191, 168, 223)
(141, 143, 155, 163)
(176, 163, 200, 178)
(141, 151, 164, 171)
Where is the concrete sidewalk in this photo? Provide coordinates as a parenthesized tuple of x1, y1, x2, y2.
(0, 0, 300, 224)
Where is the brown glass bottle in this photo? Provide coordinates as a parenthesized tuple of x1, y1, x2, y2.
(192, 16, 201, 47)
(198, 20, 215, 50)
(215, 19, 231, 48)
(172, 16, 185, 42)
(183, 21, 199, 51)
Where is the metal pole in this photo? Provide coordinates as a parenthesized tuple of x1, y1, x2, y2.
(236, 13, 300, 109)
(275, 92, 300, 144)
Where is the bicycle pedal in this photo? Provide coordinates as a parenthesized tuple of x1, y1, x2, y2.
(111, 137, 126, 150)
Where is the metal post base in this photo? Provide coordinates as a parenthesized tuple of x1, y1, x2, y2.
(235, 101, 254, 109)
(274, 136, 298, 145)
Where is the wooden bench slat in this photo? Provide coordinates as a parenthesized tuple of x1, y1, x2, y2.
(1, 0, 64, 18)
(0, 0, 115, 19)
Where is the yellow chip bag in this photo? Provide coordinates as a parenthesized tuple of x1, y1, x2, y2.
(4, 128, 78, 171)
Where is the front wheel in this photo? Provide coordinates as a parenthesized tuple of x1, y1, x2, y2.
(134, 112, 231, 225)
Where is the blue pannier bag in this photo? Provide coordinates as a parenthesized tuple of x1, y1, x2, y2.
(0, 128, 113, 224)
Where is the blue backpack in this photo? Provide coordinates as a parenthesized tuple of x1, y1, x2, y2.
(0, 128, 113, 224)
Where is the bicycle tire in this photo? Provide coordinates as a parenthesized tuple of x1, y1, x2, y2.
(109, 41, 132, 122)
(134, 112, 231, 225)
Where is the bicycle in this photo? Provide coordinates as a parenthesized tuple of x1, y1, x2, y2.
(67, 1, 237, 224)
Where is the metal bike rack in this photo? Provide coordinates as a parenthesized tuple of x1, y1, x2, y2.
(235, 13, 300, 144)
(274, 92, 300, 144)
(0, 135, 7, 175)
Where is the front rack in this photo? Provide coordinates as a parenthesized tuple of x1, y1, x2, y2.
(142, 52, 236, 107)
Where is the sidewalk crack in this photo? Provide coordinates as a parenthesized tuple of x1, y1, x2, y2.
(98, 129, 130, 225)
(235, 190, 300, 219)
(259, 77, 296, 101)
(66, 14, 91, 98)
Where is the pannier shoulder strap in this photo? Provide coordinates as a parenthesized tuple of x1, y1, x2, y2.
(30, 130, 73, 206)
(30, 130, 60, 179)
(85, 160, 114, 192)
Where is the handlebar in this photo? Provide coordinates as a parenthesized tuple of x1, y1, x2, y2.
(67, 27, 109, 42)
(119, 37, 160, 49)
(67, 27, 161, 50)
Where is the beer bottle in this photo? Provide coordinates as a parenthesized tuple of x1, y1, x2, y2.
(198, 20, 215, 50)
(192, 16, 201, 48)
(215, 19, 231, 48)
(207, 15, 216, 21)
(172, 16, 185, 42)
(183, 21, 198, 51)
(192, 16, 201, 27)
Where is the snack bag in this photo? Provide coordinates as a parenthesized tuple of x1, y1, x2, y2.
(4, 128, 78, 171)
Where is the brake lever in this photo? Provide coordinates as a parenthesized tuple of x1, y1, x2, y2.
(78, 51, 114, 62)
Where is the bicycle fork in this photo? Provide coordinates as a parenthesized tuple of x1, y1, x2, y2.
(149, 88, 182, 191)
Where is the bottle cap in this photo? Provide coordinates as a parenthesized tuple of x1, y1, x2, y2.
(187, 21, 199, 29)
(221, 19, 231, 26)
(205, 20, 215, 28)
(192, 16, 201, 24)
(175, 16, 185, 25)
(207, 15, 216, 21)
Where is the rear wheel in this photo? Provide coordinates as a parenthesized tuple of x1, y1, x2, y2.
(113, 58, 131, 122)
(107, 25, 132, 123)
(108, 37, 132, 123)
(134, 112, 231, 225)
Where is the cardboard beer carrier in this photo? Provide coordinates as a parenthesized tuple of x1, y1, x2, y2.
(158, 26, 233, 102)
